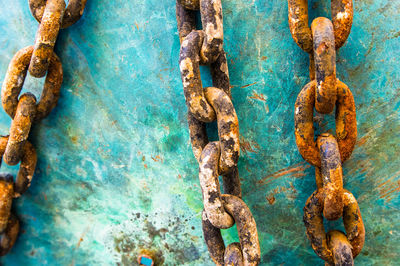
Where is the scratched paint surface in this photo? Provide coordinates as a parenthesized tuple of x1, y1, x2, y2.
(0, 0, 399, 265)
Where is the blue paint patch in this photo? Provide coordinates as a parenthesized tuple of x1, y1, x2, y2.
(139, 256, 153, 266)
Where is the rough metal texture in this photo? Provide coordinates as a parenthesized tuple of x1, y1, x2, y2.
(0, 0, 399, 265)
(29, 0, 88, 29)
(29, 0, 65, 78)
(311, 17, 337, 114)
(317, 133, 343, 221)
(295, 80, 356, 166)
(303, 189, 364, 263)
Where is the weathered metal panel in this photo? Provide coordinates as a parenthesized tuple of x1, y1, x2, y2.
(0, 0, 398, 265)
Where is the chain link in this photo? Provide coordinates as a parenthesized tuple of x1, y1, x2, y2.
(288, 1, 365, 265)
(176, 0, 261, 264)
(0, 0, 86, 255)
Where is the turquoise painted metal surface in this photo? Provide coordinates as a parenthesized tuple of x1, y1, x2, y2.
(0, 0, 399, 265)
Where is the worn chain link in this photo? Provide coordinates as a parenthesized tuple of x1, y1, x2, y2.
(176, 1, 261, 264)
(0, 0, 86, 255)
(288, 1, 365, 265)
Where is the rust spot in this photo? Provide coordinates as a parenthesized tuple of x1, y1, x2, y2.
(266, 194, 276, 205)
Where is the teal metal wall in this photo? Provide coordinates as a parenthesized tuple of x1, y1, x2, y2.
(0, 0, 399, 265)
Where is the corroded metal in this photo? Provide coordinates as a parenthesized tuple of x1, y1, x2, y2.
(287, 0, 353, 52)
(1, 46, 63, 120)
(224, 243, 244, 266)
(29, 0, 65, 78)
(222, 194, 260, 265)
(294, 80, 356, 166)
(202, 195, 261, 266)
(0, 174, 13, 233)
(311, 17, 337, 114)
(0, 214, 19, 256)
(177, 0, 200, 11)
(3, 94, 37, 166)
(199, 142, 234, 229)
(210, 51, 230, 95)
(0, 0, 85, 257)
(202, 210, 225, 265)
(342, 190, 365, 258)
(29, 0, 88, 29)
(176, 0, 196, 42)
(326, 230, 354, 266)
(317, 133, 343, 221)
(288, 0, 313, 53)
(200, 0, 224, 64)
(331, 0, 354, 49)
(291, 1, 363, 261)
(35, 52, 63, 120)
(204, 87, 239, 174)
(179, 30, 216, 122)
(14, 141, 37, 197)
(177, 1, 260, 263)
(303, 189, 365, 264)
(0, 137, 37, 198)
(335, 80, 357, 164)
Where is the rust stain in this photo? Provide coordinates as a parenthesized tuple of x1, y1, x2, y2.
(249, 90, 267, 102)
(151, 155, 164, 163)
(241, 81, 258, 88)
(257, 162, 310, 185)
(239, 135, 259, 155)
(378, 177, 400, 202)
(265, 182, 298, 204)
(266, 194, 275, 205)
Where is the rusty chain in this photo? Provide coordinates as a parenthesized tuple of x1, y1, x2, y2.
(288, 0, 365, 265)
(0, 0, 86, 256)
(176, 0, 260, 264)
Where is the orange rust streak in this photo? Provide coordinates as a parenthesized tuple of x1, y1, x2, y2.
(249, 90, 267, 101)
(257, 162, 310, 185)
(241, 81, 258, 88)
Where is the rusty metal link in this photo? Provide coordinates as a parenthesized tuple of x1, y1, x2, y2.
(0, 174, 14, 233)
(0, 0, 85, 256)
(0, 213, 19, 256)
(180, 30, 217, 122)
(4, 93, 37, 166)
(288, 0, 353, 52)
(224, 242, 244, 266)
(294, 80, 356, 167)
(29, 0, 65, 78)
(1, 46, 63, 121)
(202, 194, 261, 266)
(29, 0, 87, 29)
(303, 189, 365, 264)
(289, 1, 364, 264)
(199, 0, 224, 64)
(312, 17, 337, 114)
(326, 230, 354, 266)
(178, 0, 200, 11)
(177, 1, 260, 264)
(199, 142, 234, 229)
(0, 137, 37, 198)
(317, 133, 343, 221)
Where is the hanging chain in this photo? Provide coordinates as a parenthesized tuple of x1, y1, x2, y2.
(176, 1, 261, 265)
(0, 0, 86, 256)
(288, 1, 365, 265)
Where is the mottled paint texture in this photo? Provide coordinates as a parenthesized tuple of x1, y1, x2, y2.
(0, 0, 399, 265)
